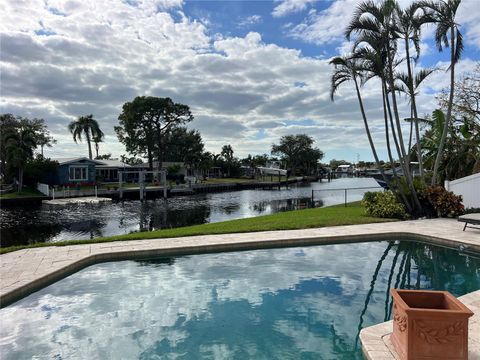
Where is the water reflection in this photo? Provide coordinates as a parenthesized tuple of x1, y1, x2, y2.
(0, 178, 381, 246)
(1, 241, 478, 359)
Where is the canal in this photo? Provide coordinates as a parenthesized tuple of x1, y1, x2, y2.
(0, 178, 381, 247)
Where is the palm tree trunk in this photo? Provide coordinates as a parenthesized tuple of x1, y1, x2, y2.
(404, 38, 424, 180)
(353, 77, 389, 184)
(383, 84, 412, 212)
(386, 55, 423, 214)
(432, 27, 455, 186)
(86, 130, 92, 160)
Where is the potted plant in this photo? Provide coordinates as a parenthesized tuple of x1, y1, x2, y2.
(390, 289, 473, 360)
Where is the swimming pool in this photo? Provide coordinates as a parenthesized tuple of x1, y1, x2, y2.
(1, 240, 479, 359)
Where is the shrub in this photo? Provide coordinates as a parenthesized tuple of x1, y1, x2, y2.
(362, 191, 408, 219)
(426, 186, 464, 218)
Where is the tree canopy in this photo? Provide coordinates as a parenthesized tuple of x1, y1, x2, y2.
(68, 114, 104, 160)
(115, 96, 193, 169)
(271, 134, 324, 176)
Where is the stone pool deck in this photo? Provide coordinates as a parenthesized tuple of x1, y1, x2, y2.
(1, 218, 479, 308)
(1, 217, 480, 357)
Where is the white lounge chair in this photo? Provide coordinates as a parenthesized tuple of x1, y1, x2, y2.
(458, 213, 480, 231)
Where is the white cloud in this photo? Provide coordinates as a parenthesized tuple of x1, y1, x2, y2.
(238, 14, 262, 28)
(0, 0, 478, 162)
(272, 0, 317, 18)
(286, 0, 359, 45)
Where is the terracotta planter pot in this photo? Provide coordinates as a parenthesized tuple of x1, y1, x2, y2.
(390, 289, 473, 360)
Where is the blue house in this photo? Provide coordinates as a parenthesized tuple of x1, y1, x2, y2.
(51, 157, 101, 186)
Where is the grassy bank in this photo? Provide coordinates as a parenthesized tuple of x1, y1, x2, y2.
(0, 202, 396, 254)
(0, 188, 44, 199)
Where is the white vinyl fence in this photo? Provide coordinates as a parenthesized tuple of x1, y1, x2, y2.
(36, 182, 50, 196)
(445, 173, 480, 209)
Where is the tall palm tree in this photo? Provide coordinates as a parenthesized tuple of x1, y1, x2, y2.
(396, 68, 436, 156)
(4, 127, 36, 193)
(330, 55, 389, 186)
(92, 133, 104, 159)
(395, 3, 432, 179)
(68, 115, 104, 160)
(419, 0, 463, 185)
(346, 0, 423, 215)
(221, 144, 234, 177)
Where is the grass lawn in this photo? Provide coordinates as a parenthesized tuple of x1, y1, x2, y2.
(0, 188, 44, 199)
(0, 202, 396, 254)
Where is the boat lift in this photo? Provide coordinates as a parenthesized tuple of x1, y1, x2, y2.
(118, 169, 167, 200)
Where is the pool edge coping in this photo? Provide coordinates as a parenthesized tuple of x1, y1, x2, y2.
(1, 222, 479, 308)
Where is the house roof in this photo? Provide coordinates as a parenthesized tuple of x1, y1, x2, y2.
(51, 157, 103, 165)
(95, 159, 131, 168)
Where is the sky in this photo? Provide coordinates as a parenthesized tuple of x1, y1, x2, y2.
(1, 0, 479, 163)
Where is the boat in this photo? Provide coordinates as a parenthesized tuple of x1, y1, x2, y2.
(372, 163, 420, 189)
(257, 161, 288, 176)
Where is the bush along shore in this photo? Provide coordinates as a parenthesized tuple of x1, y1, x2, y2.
(0, 202, 396, 254)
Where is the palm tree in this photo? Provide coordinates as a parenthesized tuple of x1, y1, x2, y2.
(396, 68, 435, 157)
(346, 0, 423, 215)
(330, 55, 389, 186)
(4, 127, 36, 193)
(92, 133, 104, 159)
(68, 115, 104, 160)
(221, 144, 234, 177)
(419, 0, 463, 185)
(395, 3, 432, 179)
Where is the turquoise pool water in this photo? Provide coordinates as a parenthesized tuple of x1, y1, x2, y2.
(1, 241, 479, 359)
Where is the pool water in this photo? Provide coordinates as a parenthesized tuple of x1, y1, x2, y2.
(1, 241, 479, 359)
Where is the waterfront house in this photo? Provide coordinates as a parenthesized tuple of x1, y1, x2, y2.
(50, 157, 131, 185)
(50, 157, 101, 186)
(96, 159, 131, 182)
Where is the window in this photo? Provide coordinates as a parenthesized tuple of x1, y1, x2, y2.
(69, 166, 88, 181)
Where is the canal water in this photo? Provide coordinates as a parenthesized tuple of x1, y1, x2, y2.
(0, 178, 381, 247)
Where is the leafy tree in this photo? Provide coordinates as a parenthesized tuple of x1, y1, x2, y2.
(68, 114, 104, 160)
(120, 155, 144, 166)
(0, 114, 19, 180)
(23, 155, 58, 186)
(22, 118, 57, 156)
(3, 125, 36, 192)
(329, 159, 351, 170)
(1, 114, 56, 184)
(163, 127, 205, 169)
(437, 62, 480, 132)
(116, 96, 193, 170)
(271, 134, 323, 176)
(241, 154, 270, 168)
(418, 109, 480, 182)
(96, 153, 112, 160)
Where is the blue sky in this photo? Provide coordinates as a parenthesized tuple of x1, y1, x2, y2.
(1, 0, 479, 163)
